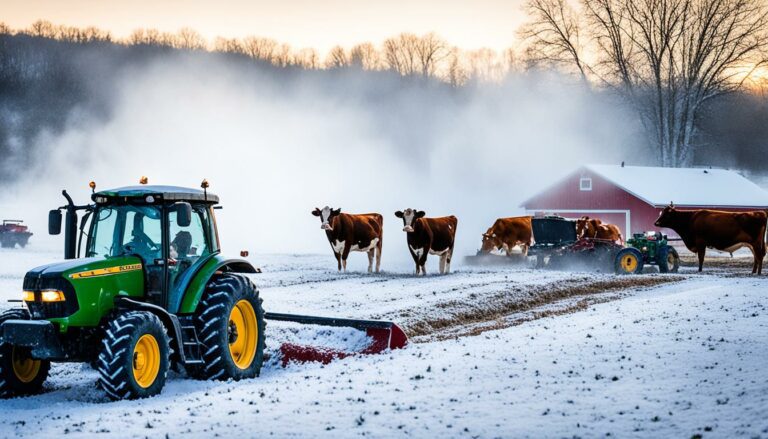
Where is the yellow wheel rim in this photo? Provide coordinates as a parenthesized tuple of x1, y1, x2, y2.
(12, 347, 41, 383)
(622, 254, 639, 272)
(667, 253, 676, 268)
(228, 300, 258, 370)
(133, 334, 160, 389)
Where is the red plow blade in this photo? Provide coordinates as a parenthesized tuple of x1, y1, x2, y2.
(264, 312, 408, 367)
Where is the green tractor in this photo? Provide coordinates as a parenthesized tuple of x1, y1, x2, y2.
(0, 182, 407, 400)
(625, 231, 680, 273)
(0, 183, 268, 400)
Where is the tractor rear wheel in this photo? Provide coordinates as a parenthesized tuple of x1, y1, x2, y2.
(0, 309, 50, 398)
(657, 246, 680, 273)
(189, 274, 265, 381)
(614, 248, 644, 275)
(97, 311, 170, 400)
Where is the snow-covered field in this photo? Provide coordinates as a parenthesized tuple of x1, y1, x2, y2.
(0, 248, 766, 438)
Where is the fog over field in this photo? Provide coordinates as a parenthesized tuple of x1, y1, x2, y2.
(0, 51, 645, 258)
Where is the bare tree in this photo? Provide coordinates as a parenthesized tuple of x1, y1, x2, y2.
(350, 42, 381, 70)
(294, 48, 320, 69)
(174, 27, 206, 50)
(523, 0, 768, 166)
(446, 47, 468, 86)
(326, 45, 349, 68)
(0, 22, 10, 35)
(241, 37, 278, 62)
(520, 0, 588, 80)
(28, 20, 56, 38)
(213, 37, 244, 54)
(383, 33, 421, 75)
(416, 32, 450, 78)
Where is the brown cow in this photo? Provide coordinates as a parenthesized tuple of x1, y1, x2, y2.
(654, 204, 767, 274)
(312, 206, 383, 273)
(576, 216, 623, 244)
(395, 209, 457, 275)
(481, 216, 533, 256)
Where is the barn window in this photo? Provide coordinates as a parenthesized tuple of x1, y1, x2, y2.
(579, 177, 592, 191)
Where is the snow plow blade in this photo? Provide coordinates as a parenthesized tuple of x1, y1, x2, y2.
(264, 312, 408, 367)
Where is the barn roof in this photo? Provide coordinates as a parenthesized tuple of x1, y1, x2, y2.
(585, 164, 768, 208)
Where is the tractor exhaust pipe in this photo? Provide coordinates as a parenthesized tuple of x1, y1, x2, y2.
(62, 191, 78, 260)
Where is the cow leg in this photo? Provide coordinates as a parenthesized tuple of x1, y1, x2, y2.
(420, 253, 429, 276)
(439, 254, 446, 274)
(445, 246, 454, 274)
(375, 240, 382, 273)
(334, 252, 342, 271)
(341, 244, 351, 272)
(697, 249, 706, 272)
(521, 244, 529, 257)
(367, 249, 374, 273)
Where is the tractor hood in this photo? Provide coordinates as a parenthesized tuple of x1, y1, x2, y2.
(26, 256, 144, 281)
(23, 256, 146, 328)
(26, 257, 105, 278)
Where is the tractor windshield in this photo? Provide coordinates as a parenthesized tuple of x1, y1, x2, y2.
(87, 205, 162, 262)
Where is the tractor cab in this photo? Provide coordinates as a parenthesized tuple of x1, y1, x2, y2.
(49, 184, 221, 312)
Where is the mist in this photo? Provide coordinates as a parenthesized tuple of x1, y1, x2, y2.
(1, 52, 642, 263)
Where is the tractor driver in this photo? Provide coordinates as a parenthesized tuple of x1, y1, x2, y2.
(123, 212, 160, 262)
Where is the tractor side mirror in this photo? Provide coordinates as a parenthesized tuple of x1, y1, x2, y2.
(175, 202, 192, 227)
(48, 209, 62, 235)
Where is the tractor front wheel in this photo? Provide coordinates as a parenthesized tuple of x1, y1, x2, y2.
(0, 309, 50, 398)
(190, 274, 265, 381)
(614, 248, 644, 275)
(97, 311, 170, 400)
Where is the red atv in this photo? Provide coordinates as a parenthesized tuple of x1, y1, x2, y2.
(0, 220, 32, 248)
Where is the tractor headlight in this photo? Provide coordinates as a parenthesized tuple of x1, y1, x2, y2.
(40, 290, 65, 302)
(22, 291, 35, 302)
(642, 246, 648, 252)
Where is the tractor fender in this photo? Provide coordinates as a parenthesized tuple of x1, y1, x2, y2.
(175, 254, 258, 315)
(113, 296, 187, 365)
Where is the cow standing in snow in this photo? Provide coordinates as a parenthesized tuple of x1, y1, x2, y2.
(655, 204, 767, 274)
(395, 209, 457, 275)
(481, 216, 533, 256)
(312, 206, 383, 273)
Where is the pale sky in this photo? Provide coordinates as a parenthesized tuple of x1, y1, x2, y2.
(2, 0, 528, 53)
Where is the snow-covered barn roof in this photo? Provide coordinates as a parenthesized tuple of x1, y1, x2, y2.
(586, 164, 768, 208)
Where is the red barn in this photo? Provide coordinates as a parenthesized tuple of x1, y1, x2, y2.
(521, 164, 768, 239)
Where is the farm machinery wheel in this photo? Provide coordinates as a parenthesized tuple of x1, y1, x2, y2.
(0, 309, 50, 398)
(188, 274, 265, 381)
(97, 311, 171, 400)
(657, 246, 680, 273)
(614, 248, 644, 275)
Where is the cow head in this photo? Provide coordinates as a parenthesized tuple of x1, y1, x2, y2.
(575, 216, 590, 238)
(480, 230, 501, 253)
(395, 208, 425, 233)
(654, 202, 676, 227)
(312, 206, 341, 231)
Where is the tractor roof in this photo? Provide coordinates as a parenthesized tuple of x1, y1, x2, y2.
(94, 185, 219, 204)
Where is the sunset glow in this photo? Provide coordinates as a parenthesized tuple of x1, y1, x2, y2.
(2, 0, 528, 53)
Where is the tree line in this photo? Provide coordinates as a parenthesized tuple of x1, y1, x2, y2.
(2, 20, 518, 86)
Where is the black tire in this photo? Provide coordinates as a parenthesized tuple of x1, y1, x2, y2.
(189, 274, 265, 381)
(97, 311, 170, 400)
(657, 246, 680, 273)
(614, 247, 644, 275)
(0, 308, 50, 398)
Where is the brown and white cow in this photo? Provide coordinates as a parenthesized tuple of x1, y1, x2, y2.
(395, 209, 457, 275)
(576, 216, 623, 244)
(654, 204, 767, 274)
(312, 206, 383, 273)
(480, 216, 533, 256)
